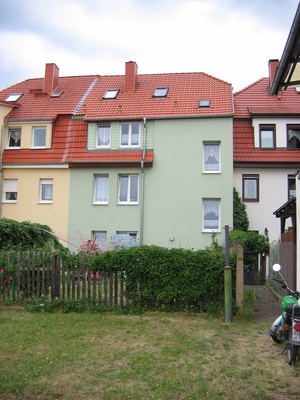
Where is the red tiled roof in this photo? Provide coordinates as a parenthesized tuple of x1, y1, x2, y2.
(233, 120, 300, 163)
(2, 115, 154, 166)
(0, 65, 232, 166)
(234, 78, 300, 119)
(77, 72, 233, 119)
(0, 75, 99, 120)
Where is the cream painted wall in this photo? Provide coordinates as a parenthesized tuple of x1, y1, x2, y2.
(0, 105, 14, 127)
(1, 167, 69, 239)
(4, 121, 52, 148)
(234, 168, 296, 243)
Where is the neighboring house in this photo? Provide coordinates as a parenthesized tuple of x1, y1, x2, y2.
(0, 64, 99, 239)
(0, 61, 234, 251)
(269, 2, 300, 290)
(233, 59, 300, 248)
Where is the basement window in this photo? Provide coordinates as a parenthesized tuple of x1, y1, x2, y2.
(153, 87, 168, 97)
(5, 93, 23, 102)
(199, 99, 210, 108)
(103, 89, 119, 99)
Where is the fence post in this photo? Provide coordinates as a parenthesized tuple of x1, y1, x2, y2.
(236, 245, 244, 309)
(52, 254, 60, 299)
(224, 225, 232, 323)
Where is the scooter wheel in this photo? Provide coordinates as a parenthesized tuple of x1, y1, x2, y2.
(270, 327, 285, 344)
(287, 344, 299, 365)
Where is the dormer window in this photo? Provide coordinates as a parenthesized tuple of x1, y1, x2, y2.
(32, 127, 46, 147)
(5, 93, 23, 102)
(153, 87, 168, 97)
(103, 89, 119, 99)
(199, 99, 210, 108)
(8, 128, 21, 147)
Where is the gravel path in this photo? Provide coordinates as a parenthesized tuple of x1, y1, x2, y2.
(245, 284, 282, 322)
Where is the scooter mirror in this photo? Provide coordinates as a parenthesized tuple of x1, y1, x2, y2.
(272, 263, 281, 272)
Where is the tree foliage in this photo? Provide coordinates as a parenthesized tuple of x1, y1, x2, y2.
(229, 229, 269, 255)
(233, 187, 249, 231)
(0, 218, 63, 251)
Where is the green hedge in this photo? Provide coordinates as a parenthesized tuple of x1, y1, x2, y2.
(90, 245, 234, 312)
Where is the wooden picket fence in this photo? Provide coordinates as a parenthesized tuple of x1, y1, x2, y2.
(0, 252, 129, 309)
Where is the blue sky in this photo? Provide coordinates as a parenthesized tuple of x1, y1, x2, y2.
(0, 0, 299, 91)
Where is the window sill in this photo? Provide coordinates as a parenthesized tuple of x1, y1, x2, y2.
(38, 201, 53, 204)
(118, 202, 138, 206)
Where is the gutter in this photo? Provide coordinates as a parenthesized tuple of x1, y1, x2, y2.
(140, 117, 147, 246)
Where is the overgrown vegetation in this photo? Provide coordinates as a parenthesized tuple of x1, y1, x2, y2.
(0, 218, 63, 251)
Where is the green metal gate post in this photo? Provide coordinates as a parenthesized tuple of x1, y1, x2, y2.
(224, 225, 232, 322)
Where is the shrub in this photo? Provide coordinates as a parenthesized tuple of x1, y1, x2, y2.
(90, 245, 235, 312)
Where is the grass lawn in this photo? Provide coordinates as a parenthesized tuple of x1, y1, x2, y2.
(0, 308, 299, 400)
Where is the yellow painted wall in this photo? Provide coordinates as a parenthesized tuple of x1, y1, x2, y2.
(1, 167, 70, 237)
(0, 105, 14, 125)
(4, 121, 52, 148)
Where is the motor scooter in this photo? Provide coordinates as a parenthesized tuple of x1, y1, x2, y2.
(269, 263, 300, 365)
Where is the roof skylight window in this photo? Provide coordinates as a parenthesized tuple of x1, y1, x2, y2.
(153, 87, 168, 97)
(5, 93, 23, 102)
(199, 99, 210, 108)
(103, 89, 119, 99)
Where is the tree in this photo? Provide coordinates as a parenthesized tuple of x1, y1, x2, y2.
(233, 187, 249, 231)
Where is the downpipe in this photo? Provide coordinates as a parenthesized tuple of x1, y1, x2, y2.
(139, 117, 147, 246)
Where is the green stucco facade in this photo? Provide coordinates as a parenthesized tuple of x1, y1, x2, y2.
(68, 116, 233, 250)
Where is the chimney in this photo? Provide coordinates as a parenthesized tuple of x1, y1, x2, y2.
(125, 61, 138, 92)
(43, 63, 59, 94)
(268, 59, 279, 88)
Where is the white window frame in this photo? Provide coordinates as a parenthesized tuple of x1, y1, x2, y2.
(202, 199, 221, 232)
(93, 175, 109, 204)
(39, 179, 53, 203)
(8, 128, 21, 148)
(96, 125, 111, 148)
(118, 174, 139, 204)
(92, 231, 107, 252)
(32, 127, 46, 148)
(3, 179, 18, 203)
(120, 122, 140, 147)
(203, 142, 221, 173)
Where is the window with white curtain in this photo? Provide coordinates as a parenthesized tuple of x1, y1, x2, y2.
(33, 127, 46, 147)
(203, 199, 220, 232)
(8, 128, 21, 147)
(242, 174, 259, 202)
(3, 179, 18, 202)
(203, 143, 220, 172)
(40, 179, 53, 202)
(96, 125, 111, 147)
(93, 175, 109, 204)
(118, 175, 138, 203)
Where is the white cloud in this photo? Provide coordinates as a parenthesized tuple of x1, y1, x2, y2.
(0, 0, 298, 91)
